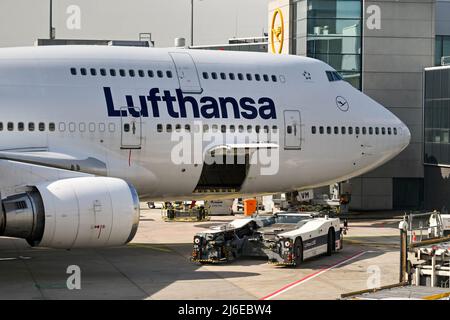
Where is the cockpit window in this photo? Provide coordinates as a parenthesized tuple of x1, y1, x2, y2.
(326, 71, 343, 82)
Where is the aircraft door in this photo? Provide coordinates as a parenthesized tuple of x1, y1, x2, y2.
(169, 52, 203, 93)
(284, 110, 302, 150)
(121, 107, 142, 149)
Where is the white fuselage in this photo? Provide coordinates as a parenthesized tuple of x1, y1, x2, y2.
(0, 46, 410, 201)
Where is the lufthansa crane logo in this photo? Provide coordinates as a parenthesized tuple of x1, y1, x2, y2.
(270, 8, 284, 54)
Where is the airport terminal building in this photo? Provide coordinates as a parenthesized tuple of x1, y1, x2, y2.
(267, 0, 450, 210)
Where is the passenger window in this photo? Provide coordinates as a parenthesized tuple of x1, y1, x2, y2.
(148, 70, 154, 78)
(124, 124, 130, 132)
(129, 70, 135, 77)
(18, 122, 24, 131)
(334, 127, 339, 134)
(362, 127, 367, 135)
(80, 68, 87, 76)
(246, 73, 252, 81)
(108, 123, 115, 132)
(0, 122, 3, 131)
(90, 68, 97, 76)
(375, 127, 380, 135)
(59, 122, 66, 132)
(110, 69, 116, 77)
(272, 125, 278, 133)
(263, 74, 269, 82)
(327, 126, 331, 134)
(264, 125, 269, 133)
(220, 72, 226, 80)
(212, 72, 218, 80)
(89, 122, 96, 132)
(185, 124, 190, 132)
(349, 127, 353, 135)
(312, 126, 317, 134)
(355, 127, 360, 135)
(69, 122, 75, 132)
(229, 73, 235, 80)
(255, 125, 261, 133)
(382, 127, 386, 135)
(138, 70, 145, 77)
(202, 72, 209, 79)
(247, 125, 252, 133)
(70, 68, 77, 75)
(119, 69, 126, 77)
(221, 125, 226, 133)
(157, 124, 163, 132)
(39, 122, 45, 132)
(255, 74, 261, 81)
(238, 73, 244, 81)
(100, 69, 107, 76)
(166, 124, 172, 132)
(167, 71, 173, 78)
(230, 125, 236, 133)
(27, 123, 34, 131)
(175, 124, 181, 132)
(79, 123, 86, 132)
(211, 125, 218, 132)
(49, 123, 55, 132)
(271, 75, 277, 82)
(388, 128, 392, 135)
(157, 70, 163, 78)
(341, 127, 346, 134)
(7, 122, 13, 131)
(319, 126, 324, 134)
(369, 127, 373, 135)
(287, 126, 292, 134)
(99, 123, 106, 132)
(394, 128, 398, 135)
(239, 125, 244, 133)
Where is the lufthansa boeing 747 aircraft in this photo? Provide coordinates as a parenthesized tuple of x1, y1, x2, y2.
(0, 45, 410, 249)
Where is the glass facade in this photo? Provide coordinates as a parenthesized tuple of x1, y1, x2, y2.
(435, 35, 450, 66)
(296, 0, 363, 89)
(424, 68, 450, 165)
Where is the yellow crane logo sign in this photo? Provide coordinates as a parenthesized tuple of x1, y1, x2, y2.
(270, 8, 284, 54)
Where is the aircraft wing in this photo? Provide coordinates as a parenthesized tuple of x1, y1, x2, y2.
(0, 149, 107, 176)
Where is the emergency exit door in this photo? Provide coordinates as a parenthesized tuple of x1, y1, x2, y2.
(121, 107, 142, 149)
(169, 52, 203, 93)
(284, 110, 302, 150)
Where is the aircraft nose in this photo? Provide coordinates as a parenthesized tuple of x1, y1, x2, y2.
(401, 123, 411, 149)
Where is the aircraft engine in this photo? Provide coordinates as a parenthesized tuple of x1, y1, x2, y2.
(0, 177, 139, 249)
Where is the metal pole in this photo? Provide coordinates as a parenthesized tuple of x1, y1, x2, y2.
(190, 0, 194, 47)
(399, 219, 409, 283)
(49, 0, 53, 39)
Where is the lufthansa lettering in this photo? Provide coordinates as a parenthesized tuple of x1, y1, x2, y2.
(103, 87, 277, 120)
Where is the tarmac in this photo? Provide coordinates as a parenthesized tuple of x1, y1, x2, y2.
(0, 205, 402, 300)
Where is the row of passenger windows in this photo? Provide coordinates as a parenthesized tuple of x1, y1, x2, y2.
(157, 123, 278, 134)
(0, 122, 55, 132)
(311, 126, 398, 136)
(70, 67, 173, 79)
(69, 67, 282, 84)
(202, 71, 279, 83)
(0, 122, 117, 133)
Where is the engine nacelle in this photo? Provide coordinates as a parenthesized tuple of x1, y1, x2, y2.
(0, 177, 140, 249)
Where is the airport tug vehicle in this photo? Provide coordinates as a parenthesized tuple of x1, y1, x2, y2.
(191, 212, 343, 266)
